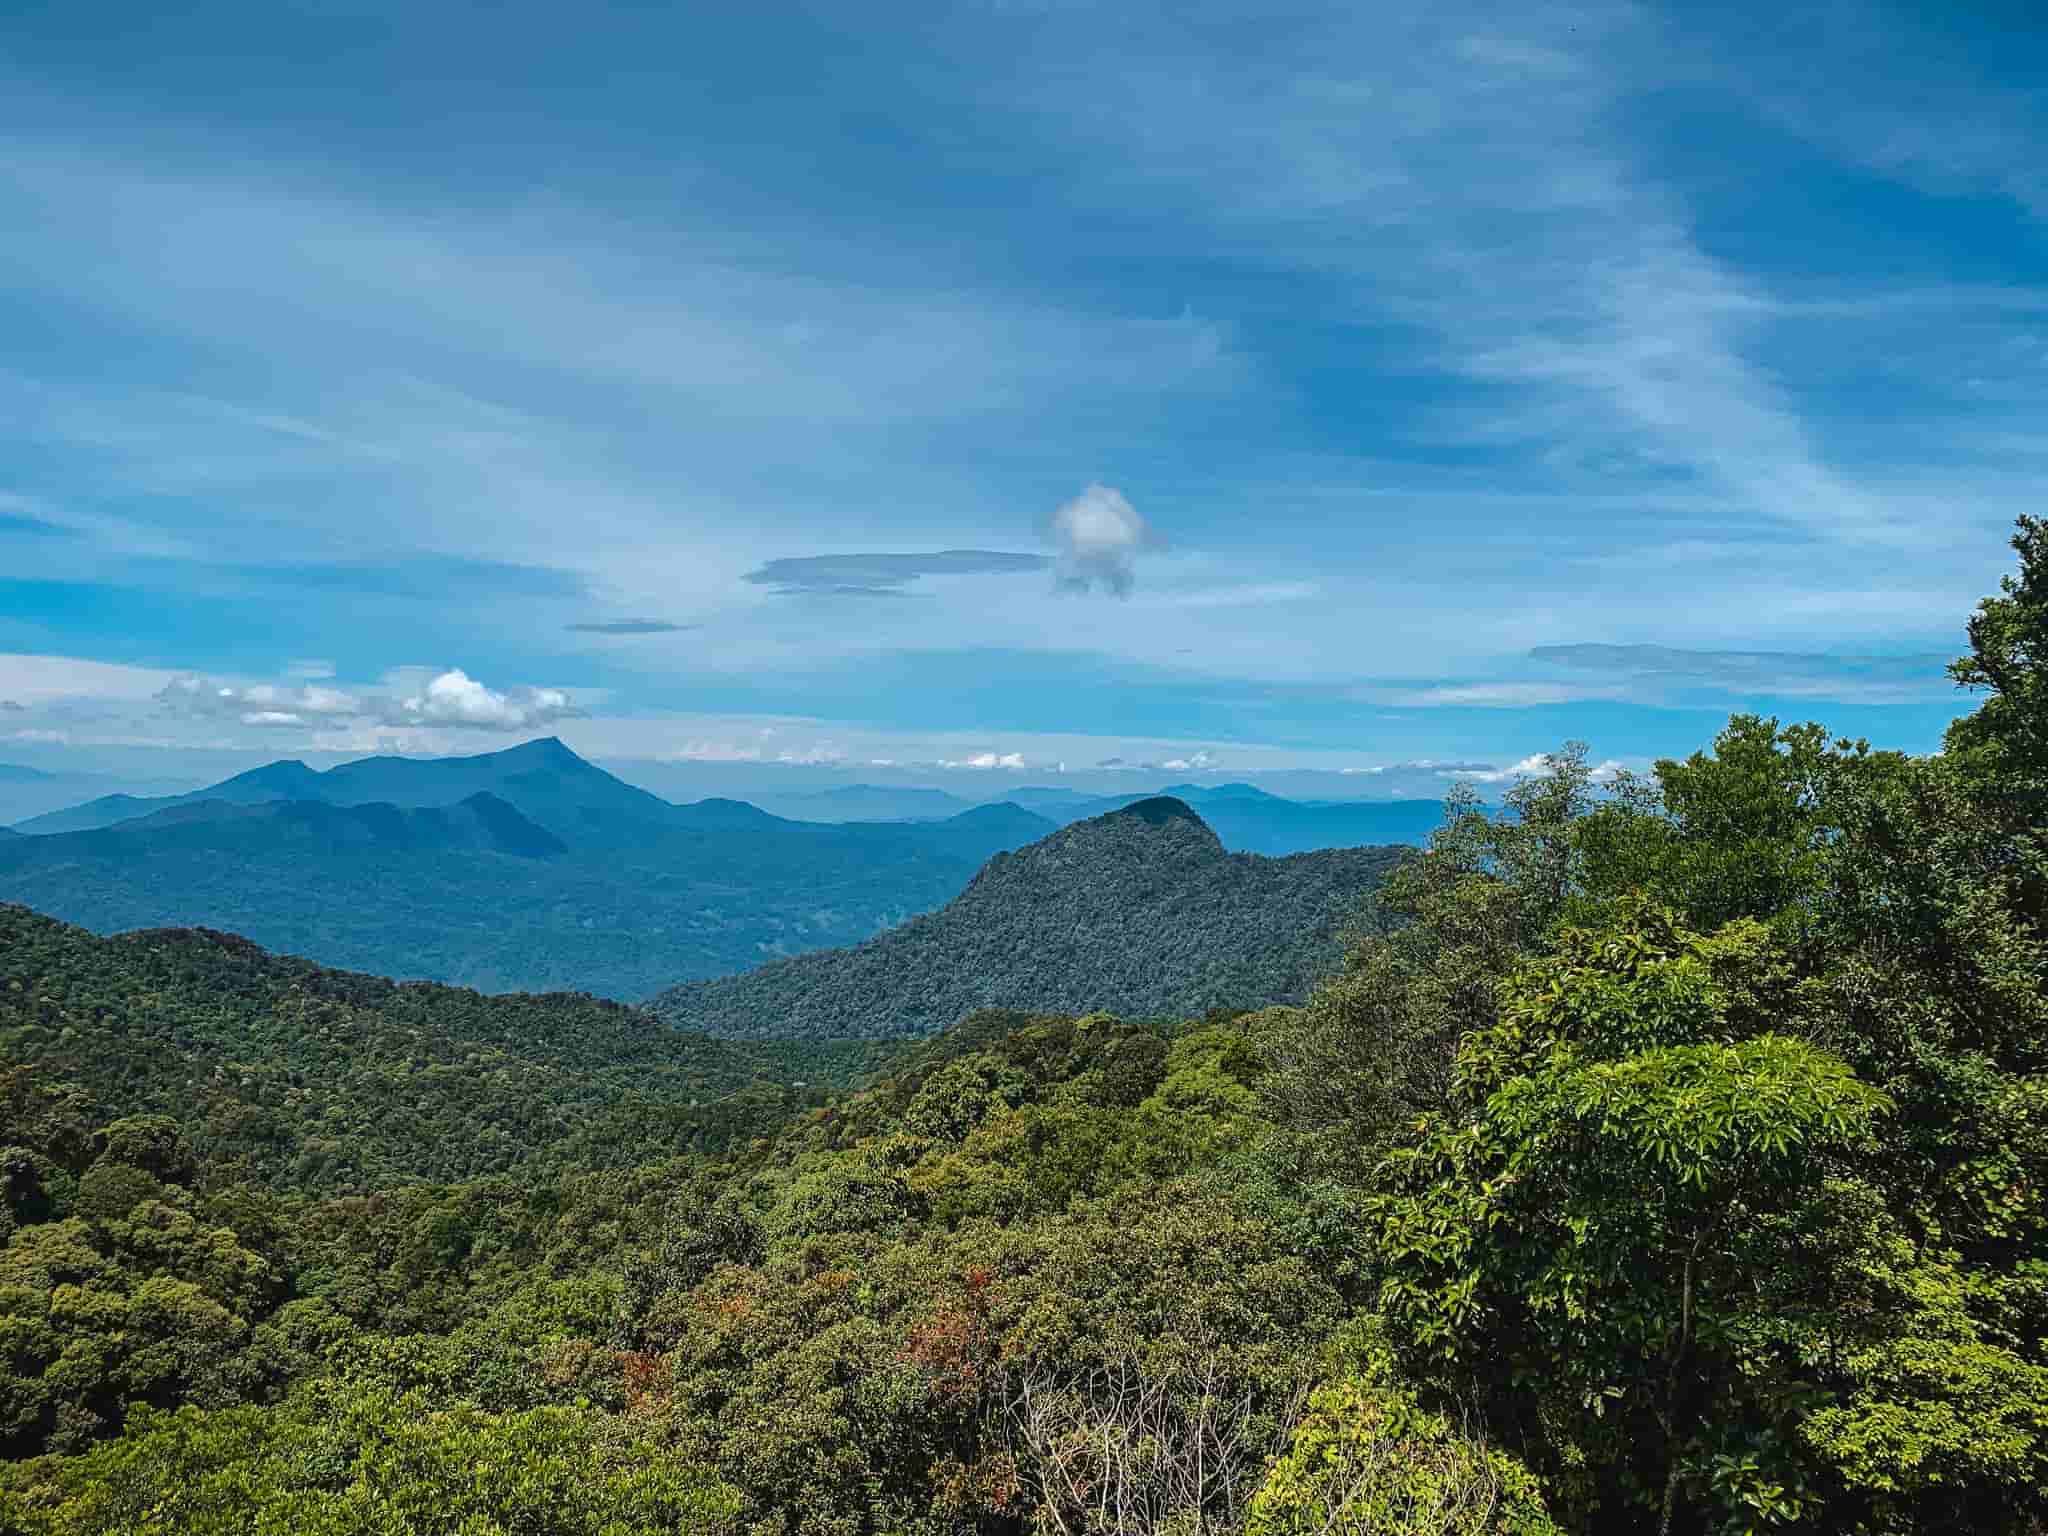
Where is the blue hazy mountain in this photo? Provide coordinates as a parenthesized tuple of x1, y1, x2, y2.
(13, 738, 662, 838)
(0, 741, 1057, 998)
(36, 792, 568, 858)
(756, 777, 1452, 855)
(755, 784, 977, 822)
(1002, 783, 1449, 855)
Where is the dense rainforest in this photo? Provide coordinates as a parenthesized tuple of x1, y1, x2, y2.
(654, 798, 1407, 1039)
(2, 516, 2047, 1533)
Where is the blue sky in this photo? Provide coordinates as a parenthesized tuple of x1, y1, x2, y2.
(2, 0, 2043, 797)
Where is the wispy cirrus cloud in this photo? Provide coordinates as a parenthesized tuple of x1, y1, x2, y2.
(1531, 643, 1955, 703)
(744, 550, 1052, 598)
(0, 0, 2037, 783)
(565, 618, 696, 635)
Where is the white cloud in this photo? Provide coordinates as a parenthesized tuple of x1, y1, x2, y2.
(1443, 753, 1630, 785)
(158, 674, 363, 721)
(1159, 750, 1218, 771)
(939, 751, 1027, 770)
(1049, 484, 1152, 597)
(1448, 754, 1557, 784)
(155, 667, 580, 735)
(774, 744, 846, 765)
(394, 668, 580, 731)
(1371, 682, 1628, 709)
(0, 653, 178, 705)
(670, 740, 764, 762)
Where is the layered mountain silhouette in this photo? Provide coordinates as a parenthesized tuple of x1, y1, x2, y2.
(0, 740, 1055, 997)
(650, 797, 1408, 1039)
(15, 792, 567, 859)
(14, 737, 669, 840)
(758, 778, 1449, 854)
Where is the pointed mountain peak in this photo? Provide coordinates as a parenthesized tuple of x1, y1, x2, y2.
(499, 735, 587, 767)
(230, 759, 320, 787)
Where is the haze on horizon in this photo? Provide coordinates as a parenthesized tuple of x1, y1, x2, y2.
(3, 0, 2043, 803)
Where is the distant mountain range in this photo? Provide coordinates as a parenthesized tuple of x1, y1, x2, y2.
(1, 742, 1425, 1003)
(13, 737, 676, 840)
(0, 740, 1056, 997)
(651, 796, 1407, 1039)
(755, 779, 1449, 855)
(13, 791, 570, 858)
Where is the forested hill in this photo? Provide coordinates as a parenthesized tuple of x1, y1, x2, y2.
(0, 904, 886, 1194)
(651, 796, 1408, 1039)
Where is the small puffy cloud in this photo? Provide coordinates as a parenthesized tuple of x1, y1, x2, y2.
(1098, 749, 1218, 772)
(776, 744, 846, 765)
(1445, 753, 1630, 785)
(566, 618, 696, 634)
(158, 675, 363, 721)
(158, 668, 581, 734)
(1450, 753, 1556, 783)
(394, 669, 581, 731)
(745, 550, 1050, 597)
(1049, 483, 1152, 597)
(939, 751, 1027, 770)
(671, 740, 763, 762)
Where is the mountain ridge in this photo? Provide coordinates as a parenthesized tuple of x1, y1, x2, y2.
(0, 742, 1059, 997)
(651, 797, 1407, 1040)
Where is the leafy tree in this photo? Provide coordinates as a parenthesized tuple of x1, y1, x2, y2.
(1949, 511, 2048, 810)
(1372, 905, 1891, 1533)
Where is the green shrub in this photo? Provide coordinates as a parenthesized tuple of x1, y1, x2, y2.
(1247, 1379, 1560, 1536)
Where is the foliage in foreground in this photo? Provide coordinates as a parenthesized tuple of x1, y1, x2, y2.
(5, 518, 2048, 1533)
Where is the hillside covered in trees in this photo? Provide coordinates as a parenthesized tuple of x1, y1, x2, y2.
(1, 517, 2047, 1534)
(652, 796, 1410, 1039)
(0, 906, 887, 1192)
